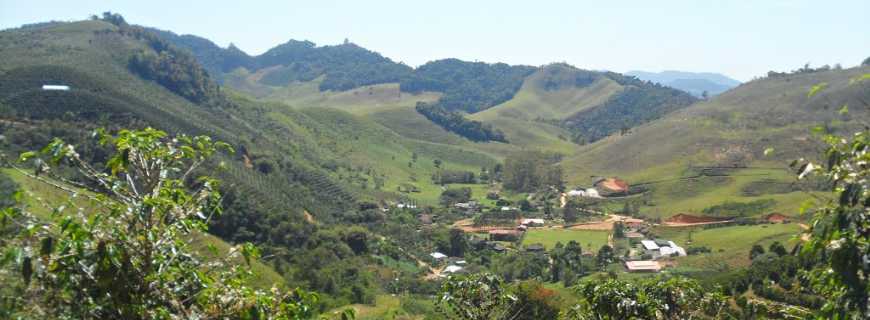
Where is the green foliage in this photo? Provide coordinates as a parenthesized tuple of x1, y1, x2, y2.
(432, 169, 477, 185)
(549, 241, 584, 285)
(401, 59, 537, 113)
(436, 273, 518, 320)
(567, 277, 728, 319)
(502, 151, 564, 192)
(0, 171, 19, 209)
(797, 125, 870, 318)
(509, 280, 562, 320)
(562, 80, 697, 143)
(415, 102, 508, 142)
(701, 199, 776, 217)
(0, 128, 335, 319)
(256, 40, 413, 91)
(440, 187, 472, 206)
(105, 18, 225, 105)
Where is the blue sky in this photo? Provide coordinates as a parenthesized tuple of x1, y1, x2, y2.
(1, 0, 868, 81)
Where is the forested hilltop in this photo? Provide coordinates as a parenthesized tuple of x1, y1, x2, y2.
(2, 12, 870, 319)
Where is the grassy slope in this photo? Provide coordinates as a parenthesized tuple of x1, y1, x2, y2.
(654, 223, 801, 270)
(265, 104, 499, 205)
(470, 64, 624, 154)
(562, 66, 870, 218)
(2, 168, 285, 288)
(224, 69, 440, 116)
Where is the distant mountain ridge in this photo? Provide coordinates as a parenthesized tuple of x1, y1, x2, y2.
(626, 70, 741, 97)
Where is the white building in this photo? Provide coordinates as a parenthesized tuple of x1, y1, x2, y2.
(640, 240, 660, 251)
(42, 85, 70, 91)
(430, 252, 447, 260)
(443, 265, 464, 274)
(521, 218, 545, 226)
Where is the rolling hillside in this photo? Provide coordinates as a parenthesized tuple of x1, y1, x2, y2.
(562, 65, 870, 218)
(468, 63, 696, 153)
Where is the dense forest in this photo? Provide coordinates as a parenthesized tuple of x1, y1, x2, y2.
(415, 102, 508, 142)
(401, 59, 537, 113)
(562, 74, 697, 143)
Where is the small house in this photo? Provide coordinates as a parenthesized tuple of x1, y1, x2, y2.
(521, 218, 545, 227)
(430, 252, 447, 260)
(625, 260, 661, 273)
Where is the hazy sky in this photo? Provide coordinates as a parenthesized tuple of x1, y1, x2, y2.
(2, 0, 868, 81)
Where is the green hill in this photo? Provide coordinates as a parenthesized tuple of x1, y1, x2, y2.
(0, 18, 497, 307)
(562, 65, 870, 218)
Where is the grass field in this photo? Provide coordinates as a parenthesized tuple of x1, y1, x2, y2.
(653, 223, 801, 269)
(522, 228, 609, 252)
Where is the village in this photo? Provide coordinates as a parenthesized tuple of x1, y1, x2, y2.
(390, 176, 798, 279)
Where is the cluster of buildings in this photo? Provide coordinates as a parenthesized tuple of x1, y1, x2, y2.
(566, 177, 631, 199)
(623, 238, 687, 273)
(429, 252, 468, 277)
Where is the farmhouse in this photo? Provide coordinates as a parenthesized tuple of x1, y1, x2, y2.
(640, 239, 686, 259)
(489, 229, 522, 241)
(521, 218, 545, 227)
(443, 265, 464, 274)
(625, 260, 662, 273)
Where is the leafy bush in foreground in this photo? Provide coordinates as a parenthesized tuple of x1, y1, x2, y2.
(0, 128, 350, 319)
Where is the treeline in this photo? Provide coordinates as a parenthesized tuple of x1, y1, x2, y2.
(258, 40, 413, 91)
(93, 13, 225, 105)
(401, 59, 536, 113)
(145, 28, 254, 77)
(415, 102, 508, 142)
(562, 78, 697, 143)
(502, 151, 564, 192)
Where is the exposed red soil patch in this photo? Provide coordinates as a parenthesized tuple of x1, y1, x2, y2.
(665, 213, 730, 224)
(598, 178, 629, 193)
(765, 213, 791, 223)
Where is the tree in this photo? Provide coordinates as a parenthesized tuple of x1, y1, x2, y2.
(449, 228, 468, 257)
(436, 273, 518, 320)
(768, 241, 788, 257)
(566, 277, 728, 319)
(440, 187, 472, 206)
(509, 281, 561, 320)
(701, 90, 709, 100)
(613, 221, 625, 239)
(596, 245, 614, 269)
(750, 244, 766, 260)
(794, 98, 870, 317)
(863, 56, 870, 66)
(1, 128, 346, 319)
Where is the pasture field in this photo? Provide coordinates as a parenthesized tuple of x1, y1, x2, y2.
(653, 223, 801, 269)
(522, 228, 609, 252)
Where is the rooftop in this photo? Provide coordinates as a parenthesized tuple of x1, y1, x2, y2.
(641, 240, 660, 250)
(625, 260, 661, 272)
